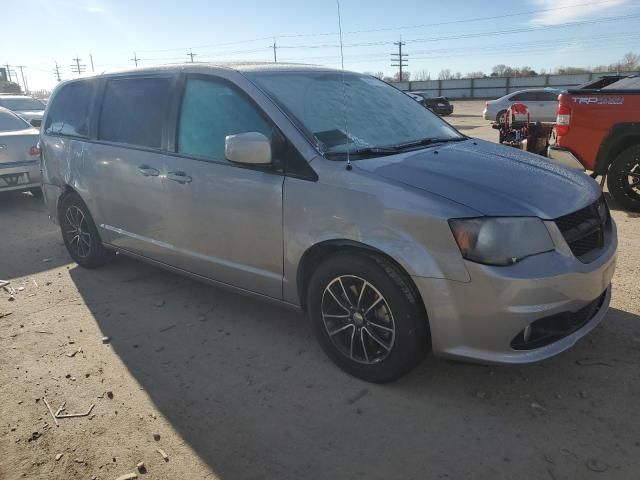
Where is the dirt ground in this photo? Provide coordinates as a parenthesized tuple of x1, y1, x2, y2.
(1, 101, 639, 480)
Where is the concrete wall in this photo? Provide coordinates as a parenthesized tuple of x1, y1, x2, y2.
(399, 71, 639, 99)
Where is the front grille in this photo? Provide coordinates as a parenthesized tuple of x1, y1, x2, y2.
(511, 290, 607, 350)
(554, 196, 609, 263)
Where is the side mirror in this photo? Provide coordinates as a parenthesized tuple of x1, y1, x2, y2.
(225, 132, 272, 165)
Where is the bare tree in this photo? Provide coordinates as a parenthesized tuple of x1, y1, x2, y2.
(437, 69, 453, 80)
(393, 71, 411, 82)
(466, 71, 485, 78)
(491, 64, 512, 77)
(621, 52, 640, 71)
(373, 71, 385, 80)
(413, 69, 431, 81)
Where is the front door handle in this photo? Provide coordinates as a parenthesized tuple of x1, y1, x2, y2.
(167, 171, 192, 184)
(138, 165, 159, 177)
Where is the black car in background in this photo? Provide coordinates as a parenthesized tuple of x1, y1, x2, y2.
(410, 91, 454, 116)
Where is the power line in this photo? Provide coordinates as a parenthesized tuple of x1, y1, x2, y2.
(275, 12, 640, 50)
(277, 0, 621, 38)
(278, 31, 640, 63)
(123, 0, 621, 54)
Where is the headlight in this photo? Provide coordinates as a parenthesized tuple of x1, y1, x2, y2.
(449, 217, 554, 266)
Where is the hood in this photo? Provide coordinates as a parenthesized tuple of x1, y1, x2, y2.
(354, 139, 600, 219)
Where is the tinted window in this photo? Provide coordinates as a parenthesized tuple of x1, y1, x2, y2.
(44, 81, 92, 137)
(0, 97, 45, 111)
(99, 77, 171, 149)
(0, 109, 29, 131)
(177, 78, 272, 160)
(510, 91, 537, 101)
(538, 91, 559, 101)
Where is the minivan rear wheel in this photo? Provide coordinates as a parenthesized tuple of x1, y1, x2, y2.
(59, 192, 115, 268)
(307, 252, 429, 383)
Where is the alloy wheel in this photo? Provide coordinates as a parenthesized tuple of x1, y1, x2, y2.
(321, 275, 396, 364)
(65, 206, 92, 258)
(623, 160, 640, 199)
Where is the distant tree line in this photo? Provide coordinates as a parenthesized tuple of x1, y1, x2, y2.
(0, 80, 22, 94)
(368, 52, 639, 83)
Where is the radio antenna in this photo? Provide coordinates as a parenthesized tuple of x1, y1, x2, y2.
(336, 0, 352, 171)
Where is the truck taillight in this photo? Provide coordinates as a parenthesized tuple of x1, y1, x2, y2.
(556, 104, 571, 136)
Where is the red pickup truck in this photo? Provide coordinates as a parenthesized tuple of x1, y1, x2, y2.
(548, 76, 640, 212)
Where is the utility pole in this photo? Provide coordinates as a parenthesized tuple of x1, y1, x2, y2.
(271, 37, 278, 63)
(390, 38, 408, 82)
(187, 49, 197, 63)
(131, 52, 139, 67)
(70, 56, 86, 75)
(16, 66, 27, 94)
(90, 54, 95, 72)
(54, 61, 62, 82)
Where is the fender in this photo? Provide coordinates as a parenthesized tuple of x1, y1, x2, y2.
(595, 122, 640, 174)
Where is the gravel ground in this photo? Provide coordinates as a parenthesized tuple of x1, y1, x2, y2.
(1, 101, 639, 480)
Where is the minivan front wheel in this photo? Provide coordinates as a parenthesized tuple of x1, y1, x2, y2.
(307, 252, 429, 383)
(59, 192, 115, 268)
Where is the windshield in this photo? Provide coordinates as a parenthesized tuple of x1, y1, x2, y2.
(247, 71, 462, 157)
(0, 97, 45, 111)
(0, 109, 29, 131)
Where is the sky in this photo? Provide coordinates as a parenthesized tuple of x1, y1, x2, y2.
(3, 0, 639, 92)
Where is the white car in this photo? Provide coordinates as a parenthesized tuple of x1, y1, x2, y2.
(483, 88, 562, 123)
(0, 95, 46, 128)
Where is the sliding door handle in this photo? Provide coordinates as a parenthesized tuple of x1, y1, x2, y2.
(167, 171, 192, 184)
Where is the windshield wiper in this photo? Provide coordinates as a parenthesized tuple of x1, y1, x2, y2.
(324, 137, 467, 160)
(390, 136, 467, 150)
(324, 146, 400, 159)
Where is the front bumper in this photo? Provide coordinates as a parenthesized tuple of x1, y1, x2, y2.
(0, 160, 41, 192)
(547, 145, 585, 171)
(413, 223, 617, 364)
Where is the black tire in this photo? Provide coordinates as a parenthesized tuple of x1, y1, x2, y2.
(496, 110, 507, 124)
(607, 144, 640, 213)
(59, 192, 115, 268)
(29, 187, 43, 198)
(307, 252, 429, 383)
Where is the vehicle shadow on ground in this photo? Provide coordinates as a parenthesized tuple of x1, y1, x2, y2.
(0, 191, 70, 280)
(70, 256, 640, 480)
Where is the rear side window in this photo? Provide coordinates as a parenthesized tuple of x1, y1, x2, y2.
(44, 81, 92, 137)
(510, 91, 537, 101)
(177, 78, 272, 161)
(0, 109, 29, 131)
(538, 91, 559, 101)
(98, 77, 171, 149)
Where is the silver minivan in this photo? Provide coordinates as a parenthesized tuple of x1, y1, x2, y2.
(40, 64, 616, 382)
